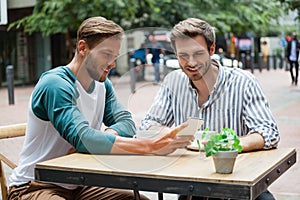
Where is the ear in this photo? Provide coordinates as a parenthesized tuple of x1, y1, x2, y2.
(77, 40, 87, 56)
(209, 43, 216, 56)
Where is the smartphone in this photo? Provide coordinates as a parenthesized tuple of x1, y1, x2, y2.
(177, 118, 204, 136)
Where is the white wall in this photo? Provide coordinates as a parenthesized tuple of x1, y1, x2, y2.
(8, 0, 36, 9)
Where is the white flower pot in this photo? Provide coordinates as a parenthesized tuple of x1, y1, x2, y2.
(212, 150, 238, 174)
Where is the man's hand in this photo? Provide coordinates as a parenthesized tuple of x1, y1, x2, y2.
(111, 123, 193, 155)
(150, 123, 194, 155)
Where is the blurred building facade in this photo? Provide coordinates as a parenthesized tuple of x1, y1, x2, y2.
(0, 1, 298, 86)
(0, 0, 68, 86)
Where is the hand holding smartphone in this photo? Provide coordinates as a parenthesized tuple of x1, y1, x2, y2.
(177, 118, 203, 137)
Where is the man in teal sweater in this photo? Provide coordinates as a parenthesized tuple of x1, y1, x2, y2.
(8, 16, 191, 200)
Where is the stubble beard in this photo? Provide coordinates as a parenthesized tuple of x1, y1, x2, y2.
(83, 54, 105, 81)
(182, 59, 211, 82)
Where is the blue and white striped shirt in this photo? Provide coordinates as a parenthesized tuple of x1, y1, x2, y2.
(140, 65, 279, 149)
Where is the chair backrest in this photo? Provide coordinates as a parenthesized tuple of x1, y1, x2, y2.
(0, 123, 26, 200)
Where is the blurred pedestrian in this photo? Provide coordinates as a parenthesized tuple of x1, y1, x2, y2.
(147, 34, 164, 84)
(132, 43, 147, 81)
(260, 37, 270, 67)
(286, 32, 300, 85)
(229, 32, 238, 60)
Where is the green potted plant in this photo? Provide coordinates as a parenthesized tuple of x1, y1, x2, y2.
(199, 127, 242, 174)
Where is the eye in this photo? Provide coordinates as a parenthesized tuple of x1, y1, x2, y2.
(179, 54, 189, 61)
(194, 51, 204, 57)
(102, 52, 113, 60)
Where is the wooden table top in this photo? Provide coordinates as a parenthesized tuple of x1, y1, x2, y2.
(35, 148, 296, 186)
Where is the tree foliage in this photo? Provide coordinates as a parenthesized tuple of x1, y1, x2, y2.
(280, 0, 300, 20)
(8, 0, 289, 37)
(9, 0, 137, 36)
(187, 0, 285, 35)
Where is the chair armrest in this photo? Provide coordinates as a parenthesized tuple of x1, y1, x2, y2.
(0, 123, 26, 139)
(0, 154, 17, 169)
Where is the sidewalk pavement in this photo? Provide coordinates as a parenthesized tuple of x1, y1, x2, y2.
(0, 67, 300, 200)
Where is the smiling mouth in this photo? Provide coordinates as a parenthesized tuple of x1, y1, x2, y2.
(103, 67, 111, 73)
(186, 66, 201, 72)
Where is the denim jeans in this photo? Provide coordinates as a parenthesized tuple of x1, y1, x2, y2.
(154, 62, 160, 83)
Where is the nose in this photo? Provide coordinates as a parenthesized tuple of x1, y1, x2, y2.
(187, 56, 197, 67)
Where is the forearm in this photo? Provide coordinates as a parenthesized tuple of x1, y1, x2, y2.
(110, 137, 151, 154)
(110, 126, 171, 154)
(239, 132, 264, 152)
(110, 123, 191, 155)
(105, 128, 119, 136)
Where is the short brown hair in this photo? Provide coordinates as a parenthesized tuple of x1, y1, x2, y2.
(77, 16, 124, 49)
(170, 18, 215, 52)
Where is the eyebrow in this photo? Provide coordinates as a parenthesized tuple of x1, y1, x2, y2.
(102, 49, 120, 58)
(178, 49, 206, 55)
(100, 48, 113, 53)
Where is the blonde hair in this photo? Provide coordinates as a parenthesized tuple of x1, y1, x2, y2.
(77, 16, 123, 49)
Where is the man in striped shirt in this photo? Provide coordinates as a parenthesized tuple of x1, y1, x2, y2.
(140, 18, 279, 200)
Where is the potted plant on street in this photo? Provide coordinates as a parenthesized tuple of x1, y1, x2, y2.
(200, 128, 242, 174)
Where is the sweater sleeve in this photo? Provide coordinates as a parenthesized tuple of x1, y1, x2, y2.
(102, 79, 136, 137)
(31, 70, 116, 154)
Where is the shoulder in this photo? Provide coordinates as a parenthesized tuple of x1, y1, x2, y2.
(31, 66, 77, 120)
(163, 69, 189, 88)
(34, 66, 76, 97)
(40, 66, 75, 85)
(222, 66, 257, 85)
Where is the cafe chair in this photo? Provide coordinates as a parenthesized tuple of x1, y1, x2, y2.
(0, 123, 26, 200)
(0, 124, 147, 200)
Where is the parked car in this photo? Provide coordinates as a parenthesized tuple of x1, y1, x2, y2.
(163, 54, 243, 77)
(211, 54, 243, 68)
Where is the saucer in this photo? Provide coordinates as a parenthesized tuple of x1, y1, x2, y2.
(187, 139, 202, 151)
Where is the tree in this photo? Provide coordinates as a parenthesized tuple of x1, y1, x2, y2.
(9, 0, 287, 34)
(8, 0, 156, 60)
(8, 0, 288, 60)
(186, 0, 285, 35)
(280, 0, 300, 19)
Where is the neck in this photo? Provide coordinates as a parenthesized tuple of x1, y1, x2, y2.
(68, 57, 79, 75)
(67, 56, 93, 91)
(192, 63, 219, 106)
(193, 64, 218, 93)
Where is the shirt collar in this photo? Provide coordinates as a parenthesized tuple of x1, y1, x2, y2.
(212, 60, 225, 94)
